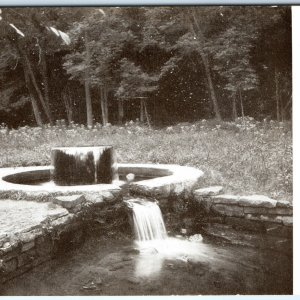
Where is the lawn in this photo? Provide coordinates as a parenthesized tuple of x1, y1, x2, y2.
(0, 118, 292, 202)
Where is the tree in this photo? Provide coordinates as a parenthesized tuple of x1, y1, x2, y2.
(206, 20, 259, 120)
(115, 58, 159, 125)
(0, 8, 72, 126)
(142, 7, 223, 120)
(63, 8, 136, 126)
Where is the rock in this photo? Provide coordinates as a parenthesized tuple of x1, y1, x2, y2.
(203, 216, 225, 224)
(46, 207, 70, 219)
(126, 276, 140, 284)
(265, 224, 292, 238)
(275, 216, 293, 226)
(139, 247, 158, 255)
(193, 198, 212, 213)
(245, 214, 280, 223)
(201, 223, 292, 253)
(54, 195, 86, 209)
(18, 249, 36, 267)
(122, 256, 133, 262)
(244, 207, 293, 216)
(126, 173, 135, 183)
(244, 214, 293, 226)
(35, 235, 53, 256)
(167, 264, 177, 271)
(1, 258, 18, 273)
(0, 241, 19, 257)
(2, 242, 11, 250)
(173, 182, 185, 196)
(176, 255, 189, 263)
(276, 200, 292, 208)
(211, 195, 240, 205)
(193, 186, 223, 197)
(21, 241, 35, 252)
(81, 282, 97, 291)
(109, 263, 124, 271)
(84, 194, 104, 204)
(102, 192, 116, 202)
(155, 184, 171, 198)
(95, 278, 103, 286)
(18, 228, 43, 244)
(122, 247, 139, 255)
(49, 214, 74, 228)
(211, 204, 244, 217)
(188, 234, 203, 242)
(225, 217, 265, 232)
(181, 228, 187, 234)
(0, 234, 9, 246)
(238, 195, 277, 208)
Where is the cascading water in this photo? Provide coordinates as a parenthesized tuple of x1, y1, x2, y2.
(126, 199, 167, 241)
(51, 146, 119, 185)
(126, 198, 207, 278)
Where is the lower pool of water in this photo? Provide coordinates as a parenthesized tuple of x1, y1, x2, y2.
(1, 234, 292, 295)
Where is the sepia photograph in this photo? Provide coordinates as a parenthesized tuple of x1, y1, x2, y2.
(0, 5, 293, 295)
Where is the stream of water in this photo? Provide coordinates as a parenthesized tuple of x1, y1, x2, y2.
(1, 199, 293, 295)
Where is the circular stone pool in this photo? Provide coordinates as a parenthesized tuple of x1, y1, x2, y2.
(0, 164, 204, 197)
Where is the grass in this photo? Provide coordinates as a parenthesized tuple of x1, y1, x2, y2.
(0, 118, 292, 202)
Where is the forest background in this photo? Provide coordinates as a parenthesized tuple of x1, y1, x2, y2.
(0, 6, 292, 127)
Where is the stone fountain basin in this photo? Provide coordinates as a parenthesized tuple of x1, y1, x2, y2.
(0, 163, 204, 284)
(0, 163, 204, 198)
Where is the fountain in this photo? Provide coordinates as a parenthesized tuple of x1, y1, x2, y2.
(51, 146, 119, 185)
(0, 146, 293, 294)
(0, 146, 204, 197)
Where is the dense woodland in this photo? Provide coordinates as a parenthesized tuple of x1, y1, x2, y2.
(0, 6, 292, 128)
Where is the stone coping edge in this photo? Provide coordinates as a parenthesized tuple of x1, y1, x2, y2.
(0, 164, 204, 199)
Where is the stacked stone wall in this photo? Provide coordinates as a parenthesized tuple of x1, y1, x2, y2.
(0, 190, 127, 285)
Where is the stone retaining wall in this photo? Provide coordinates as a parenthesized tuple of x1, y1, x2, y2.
(193, 187, 293, 241)
(0, 193, 129, 284)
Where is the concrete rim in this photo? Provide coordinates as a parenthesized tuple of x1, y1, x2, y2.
(0, 164, 204, 195)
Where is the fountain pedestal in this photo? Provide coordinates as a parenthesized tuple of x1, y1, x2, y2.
(51, 146, 118, 185)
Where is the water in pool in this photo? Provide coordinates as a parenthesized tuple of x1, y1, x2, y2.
(1, 235, 292, 295)
(1, 199, 292, 295)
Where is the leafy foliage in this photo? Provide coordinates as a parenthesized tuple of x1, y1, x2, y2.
(115, 58, 159, 99)
(0, 7, 292, 126)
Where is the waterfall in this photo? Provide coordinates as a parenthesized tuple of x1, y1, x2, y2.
(126, 198, 206, 278)
(126, 199, 167, 241)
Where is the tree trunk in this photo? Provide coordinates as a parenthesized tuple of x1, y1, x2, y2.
(100, 85, 109, 126)
(30, 14, 54, 125)
(275, 69, 280, 121)
(24, 54, 53, 124)
(104, 85, 109, 124)
(62, 86, 73, 124)
(21, 49, 53, 124)
(117, 99, 124, 124)
(84, 30, 93, 129)
(201, 55, 222, 121)
(23, 66, 43, 127)
(189, 9, 222, 121)
(39, 44, 54, 125)
(232, 94, 237, 120)
(239, 87, 245, 122)
(140, 99, 145, 123)
(143, 100, 151, 128)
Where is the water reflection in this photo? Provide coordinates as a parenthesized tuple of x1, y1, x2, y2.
(134, 237, 211, 278)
